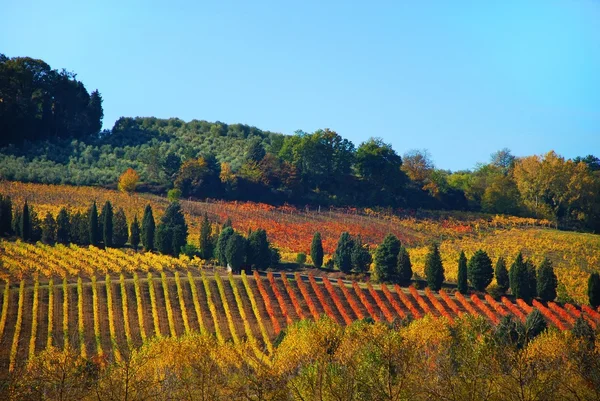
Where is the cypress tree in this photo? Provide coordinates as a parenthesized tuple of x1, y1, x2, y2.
(199, 213, 214, 260)
(155, 202, 188, 256)
(216, 227, 234, 267)
(457, 251, 468, 294)
(89, 201, 100, 246)
(20, 201, 31, 241)
(536, 258, 557, 302)
(56, 208, 70, 244)
(509, 253, 531, 302)
(113, 208, 128, 247)
(334, 232, 354, 273)
(141, 204, 155, 251)
(155, 224, 173, 255)
(526, 260, 537, 299)
(12, 208, 21, 237)
(247, 229, 271, 270)
(101, 201, 113, 247)
(396, 245, 412, 285)
(30, 208, 42, 242)
(495, 257, 509, 294)
(351, 235, 372, 273)
(129, 215, 141, 250)
(42, 212, 57, 244)
(225, 232, 246, 273)
(0, 195, 12, 235)
(424, 243, 445, 291)
(467, 249, 493, 291)
(374, 233, 401, 282)
(311, 232, 324, 269)
(588, 273, 600, 308)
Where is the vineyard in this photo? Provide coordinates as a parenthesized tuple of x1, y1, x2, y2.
(1, 241, 599, 377)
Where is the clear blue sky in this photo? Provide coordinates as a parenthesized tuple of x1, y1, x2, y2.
(2, 0, 599, 171)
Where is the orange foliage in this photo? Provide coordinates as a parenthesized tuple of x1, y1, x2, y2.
(118, 168, 140, 193)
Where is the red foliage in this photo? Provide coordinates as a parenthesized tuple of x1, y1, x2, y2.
(565, 304, 597, 329)
(424, 288, 453, 322)
(353, 282, 380, 321)
(395, 284, 421, 319)
(253, 271, 281, 334)
(470, 294, 500, 325)
(322, 277, 353, 325)
(337, 279, 365, 320)
(281, 273, 305, 320)
(295, 273, 320, 320)
(454, 291, 479, 317)
(408, 286, 432, 315)
(500, 297, 527, 322)
(532, 299, 568, 330)
(439, 289, 463, 317)
(484, 294, 509, 317)
(308, 274, 340, 323)
(547, 302, 576, 325)
(582, 305, 600, 322)
(267, 272, 293, 325)
(380, 284, 406, 319)
(516, 299, 534, 314)
(367, 283, 394, 322)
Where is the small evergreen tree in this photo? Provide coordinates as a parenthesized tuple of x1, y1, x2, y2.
(509, 253, 531, 302)
(155, 224, 172, 255)
(373, 234, 401, 283)
(21, 201, 31, 241)
(129, 215, 141, 250)
(467, 249, 493, 291)
(199, 213, 214, 260)
(30, 208, 42, 242)
(70, 211, 90, 245)
(113, 208, 128, 247)
(0, 195, 12, 235)
(526, 260, 537, 299)
(226, 232, 246, 273)
(351, 235, 372, 273)
(311, 232, 324, 269)
(141, 204, 155, 251)
(457, 251, 468, 294)
(247, 229, 271, 270)
(89, 201, 100, 246)
(269, 246, 281, 268)
(155, 202, 188, 256)
(101, 201, 113, 247)
(588, 273, 600, 308)
(56, 208, 70, 244)
(334, 232, 354, 273)
(42, 212, 57, 244)
(12, 208, 21, 238)
(216, 227, 234, 267)
(424, 243, 445, 290)
(536, 258, 557, 302)
(495, 256, 509, 293)
(396, 246, 412, 285)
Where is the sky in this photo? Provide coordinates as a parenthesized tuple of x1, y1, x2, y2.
(1, 0, 599, 171)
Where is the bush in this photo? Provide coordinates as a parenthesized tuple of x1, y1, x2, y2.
(167, 188, 182, 201)
(181, 244, 199, 259)
(296, 252, 307, 266)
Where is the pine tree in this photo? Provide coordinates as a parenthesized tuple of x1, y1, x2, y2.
(588, 273, 600, 308)
(495, 257, 509, 293)
(101, 201, 113, 247)
(141, 204, 155, 251)
(20, 201, 31, 241)
(396, 245, 412, 285)
(0, 195, 12, 235)
(247, 229, 271, 270)
(89, 201, 100, 246)
(467, 249, 493, 291)
(536, 258, 557, 302)
(199, 213, 214, 260)
(509, 253, 531, 302)
(155, 202, 188, 256)
(216, 227, 234, 267)
(225, 232, 246, 273)
(56, 208, 70, 244)
(351, 235, 372, 273)
(424, 243, 445, 291)
(311, 232, 324, 269)
(334, 232, 354, 273)
(374, 234, 401, 283)
(155, 224, 172, 255)
(42, 212, 57, 244)
(526, 260, 537, 299)
(457, 251, 468, 294)
(113, 208, 128, 247)
(30, 208, 42, 242)
(129, 215, 141, 250)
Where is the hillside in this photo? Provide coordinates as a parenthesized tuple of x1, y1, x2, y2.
(1, 241, 598, 376)
(2, 181, 599, 303)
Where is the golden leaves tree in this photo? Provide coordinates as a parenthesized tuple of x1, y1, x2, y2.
(118, 168, 140, 194)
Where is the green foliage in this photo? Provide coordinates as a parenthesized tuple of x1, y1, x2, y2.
(101, 201, 113, 247)
(198, 213, 214, 260)
(41, 212, 56, 244)
(536, 258, 557, 302)
(247, 229, 271, 270)
(373, 234, 401, 283)
(396, 245, 412, 285)
(155, 202, 188, 256)
(525, 309, 547, 340)
(225, 232, 246, 273)
(526, 260, 537, 299)
(310, 232, 324, 269)
(424, 243, 445, 290)
(494, 257, 509, 293)
(457, 251, 468, 294)
(467, 249, 493, 291)
(167, 188, 182, 201)
(296, 252, 307, 266)
(334, 232, 354, 273)
(129, 215, 140, 250)
(180, 244, 199, 259)
(70, 211, 89, 245)
(56, 208, 70, 244)
(20, 201, 31, 241)
(509, 253, 532, 302)
(216, 227, 234, 267)
(269, 247, 281, 268)
(113, 208, 128, 248)
(351, 235, 372, 273)
(0, 195, 12, 235)
(141, 205, 155, 251)
(88, 202, 100, 246)
(572, 317, 595, 345)
(588, 273, 600, 308)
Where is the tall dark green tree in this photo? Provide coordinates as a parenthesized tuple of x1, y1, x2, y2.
(509, 253, 531, 302)
(113, 208, 128, 247)
(373, 234, 401, 283)
(588, 273, 600, 308)
(536, 258, 557, 302)
(467, 249, 493, 291)
(396, 245, 412, 285)
(141, 205, 155, 251)
(334, 232, 354, 273)
(12, 208, 21, 238)
(457, 251, 468, 294)
(310, 232, 324, 269)
(89, 201, 100, 246)
(0, 195, 12, 235)
(424, 243, 445, 291)
(199, 213, 214, 260)
(247, 229, 271, 270)
(56, 208, 70, 244)
(30, 208, 42, 242)
(20, 201, 31, 241)
(495, 257, 509, 294)
(351, 235, 372, 273)
(129, 215, 140, 250)
(216, 227, 234, 267)
(155, 202, 188, 256)
(225, 232, 246, 273)
(101, 201, 113, 247)
(70, 211, 90, 245)
(526, 260, 537, 299)
(41, 212, 56, 244)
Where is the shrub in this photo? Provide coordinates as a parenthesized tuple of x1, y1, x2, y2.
(296, 252, 307, 266)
